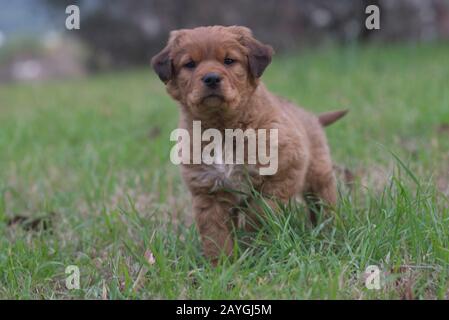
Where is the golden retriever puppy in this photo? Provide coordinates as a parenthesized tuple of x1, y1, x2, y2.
(151, 26, 346, 263)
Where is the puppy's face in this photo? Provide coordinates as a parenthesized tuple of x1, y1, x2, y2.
(151, 26, 273, 117)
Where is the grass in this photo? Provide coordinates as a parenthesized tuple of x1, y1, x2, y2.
(1, 43, 449, 299)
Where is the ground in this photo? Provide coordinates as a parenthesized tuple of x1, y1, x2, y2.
(0, 43, 448, 299)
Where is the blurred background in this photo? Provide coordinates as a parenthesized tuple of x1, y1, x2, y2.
(1, 0, 449, 83)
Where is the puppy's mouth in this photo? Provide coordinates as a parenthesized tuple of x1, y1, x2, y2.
(201, 94, 225, 107)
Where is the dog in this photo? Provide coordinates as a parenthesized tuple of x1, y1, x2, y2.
(151, 26, 347, 264)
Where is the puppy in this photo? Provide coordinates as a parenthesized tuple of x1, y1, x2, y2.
(151, 26, 347, 263)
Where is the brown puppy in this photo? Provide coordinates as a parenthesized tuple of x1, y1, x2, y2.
(151, 26, 346, 263)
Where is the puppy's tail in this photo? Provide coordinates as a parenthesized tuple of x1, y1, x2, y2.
(318, 109, 348, 127)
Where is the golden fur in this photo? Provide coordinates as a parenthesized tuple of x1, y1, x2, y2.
(152, 26, 343, 263)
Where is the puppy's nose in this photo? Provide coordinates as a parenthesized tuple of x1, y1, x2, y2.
(202, 73, 222, 88)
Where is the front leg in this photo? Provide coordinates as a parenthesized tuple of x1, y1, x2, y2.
(241, 196, 279, 232)
(243, 167, 307, 231)
(192, 194, 235, 264)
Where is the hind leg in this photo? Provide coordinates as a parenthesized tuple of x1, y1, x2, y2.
(305, 155, 337, 224)
(311, 171, 337, 206)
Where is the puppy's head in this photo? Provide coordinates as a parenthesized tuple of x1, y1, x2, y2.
(151, 26, 273, 116)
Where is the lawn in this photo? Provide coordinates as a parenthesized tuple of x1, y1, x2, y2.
(0, 43, 449, 299)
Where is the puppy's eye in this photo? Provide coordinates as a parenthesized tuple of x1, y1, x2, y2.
(184, 61, 196, 69)
(224, 58, 235, 65)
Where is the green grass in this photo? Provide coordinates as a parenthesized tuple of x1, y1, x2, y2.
(1, 43, 449, 299)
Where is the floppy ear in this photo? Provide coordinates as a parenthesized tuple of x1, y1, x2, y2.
(246, 39, 274, 78)
(151, 46, 172, 84)
(229, 26, 274, 78)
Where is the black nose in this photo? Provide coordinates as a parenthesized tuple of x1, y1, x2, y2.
(202, 73, 221, 88)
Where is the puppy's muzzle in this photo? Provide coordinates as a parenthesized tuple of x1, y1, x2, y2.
(202, 73, 222, 89)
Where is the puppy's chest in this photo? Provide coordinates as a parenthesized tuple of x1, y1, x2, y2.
(203, 150, 262, 195)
